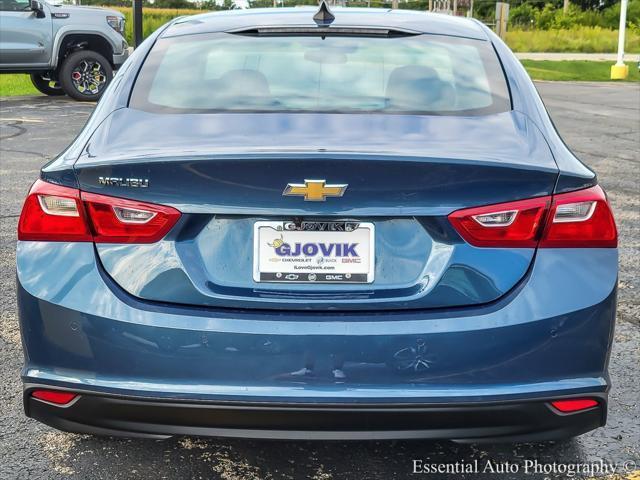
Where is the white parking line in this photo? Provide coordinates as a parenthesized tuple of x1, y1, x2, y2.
(0, 118, 45, 123)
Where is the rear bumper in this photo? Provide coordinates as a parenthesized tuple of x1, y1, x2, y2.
(17, 242, 617, 440)
(25, 387, 606, 441)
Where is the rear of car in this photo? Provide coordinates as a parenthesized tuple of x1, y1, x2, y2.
(16, 8, 617, 441)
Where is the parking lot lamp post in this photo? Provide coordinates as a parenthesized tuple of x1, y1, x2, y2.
(611, 0, 629, 80)
(133, 0, 143, 48)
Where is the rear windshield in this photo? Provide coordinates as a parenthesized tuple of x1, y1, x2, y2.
(130, 32, 511, 116)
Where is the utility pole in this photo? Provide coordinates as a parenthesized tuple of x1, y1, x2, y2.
(133, 0, 143, 48)
(611, 0, 629, 79)
(495, 2, 509, 40)
(392, 0, 398, 8)
(563, 0, 569, 14)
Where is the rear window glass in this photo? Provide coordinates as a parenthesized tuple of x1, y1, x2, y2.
(130, 32, 511, 116)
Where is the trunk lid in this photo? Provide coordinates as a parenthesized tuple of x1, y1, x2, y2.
(74, 109, 557, 311)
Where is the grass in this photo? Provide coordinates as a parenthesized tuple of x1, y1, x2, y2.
(520, 60, 639, 81)
(1, 61, 637, 97)
(506, 27, 640, 53)
(0, 74, 39, 97)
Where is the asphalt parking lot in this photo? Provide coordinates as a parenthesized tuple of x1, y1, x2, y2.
(0, 82, 638, 480)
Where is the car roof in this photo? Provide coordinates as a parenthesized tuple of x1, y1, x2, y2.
(161, 7, 489, 41)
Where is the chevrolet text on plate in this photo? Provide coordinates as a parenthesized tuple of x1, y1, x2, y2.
(16, 3, 618, 441)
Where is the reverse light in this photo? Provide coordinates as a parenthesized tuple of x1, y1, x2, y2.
(550, 399, 599, 413)
(18, 180, 181, 243)
(553, 201, 595, 223)
(31, 389, 78, 405)
(448, 185, 617, 248)
(38, 195, 80, 216)
(113, 206, 156, 224)
(472, 210, 518, 227)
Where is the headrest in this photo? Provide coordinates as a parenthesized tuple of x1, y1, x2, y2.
(217, 69, 271, 98)
(385, 65, 455, 112)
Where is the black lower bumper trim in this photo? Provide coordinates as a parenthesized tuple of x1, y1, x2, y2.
(25, 388, 607, 442)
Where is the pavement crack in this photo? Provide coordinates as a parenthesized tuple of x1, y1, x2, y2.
(0, 121, 27, 141)
(0, 147, 47, 158)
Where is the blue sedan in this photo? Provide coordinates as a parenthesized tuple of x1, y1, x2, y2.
(17, 5, 618, 442)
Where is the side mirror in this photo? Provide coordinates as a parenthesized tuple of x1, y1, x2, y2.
(30, 0, 45, 18)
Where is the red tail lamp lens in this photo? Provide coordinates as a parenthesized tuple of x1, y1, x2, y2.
(18, 180, 92, 241)
(18, 180, 181, 243)
(540, 185, 617, 248)
(448, 196, 550, 248)
(31, 390, 78, 405)
(81, 192, 181, 243)
(448, 185, 617, 248)
(550, 399, 599, 413)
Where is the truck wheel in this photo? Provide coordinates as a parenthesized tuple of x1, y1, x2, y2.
(59, 50, 113, 102)
(30, 73, 65, 96)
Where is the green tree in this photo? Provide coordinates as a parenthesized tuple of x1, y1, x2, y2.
(202, 0, 238, 9)
(152, 0, 194, 8)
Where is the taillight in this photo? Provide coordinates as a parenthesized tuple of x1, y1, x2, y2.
(540, 185, 617, 248)
(448, 185, 617, 248)
(18, 180, 92, 242)
(31, 389, 78, 405)
(18, 179, 181, 243)
(82, 192, 180, 243)
(448, 196, 550, 248)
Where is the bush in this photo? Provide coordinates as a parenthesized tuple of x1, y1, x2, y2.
(508, 0, 640, 30)
(112, 7, 204, 43)
(510, 3, 538, 28)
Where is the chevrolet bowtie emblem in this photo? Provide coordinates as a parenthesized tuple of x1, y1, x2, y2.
(283, 180, 348, 202)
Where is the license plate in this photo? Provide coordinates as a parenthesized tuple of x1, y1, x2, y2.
(253, 221, 375, 283)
